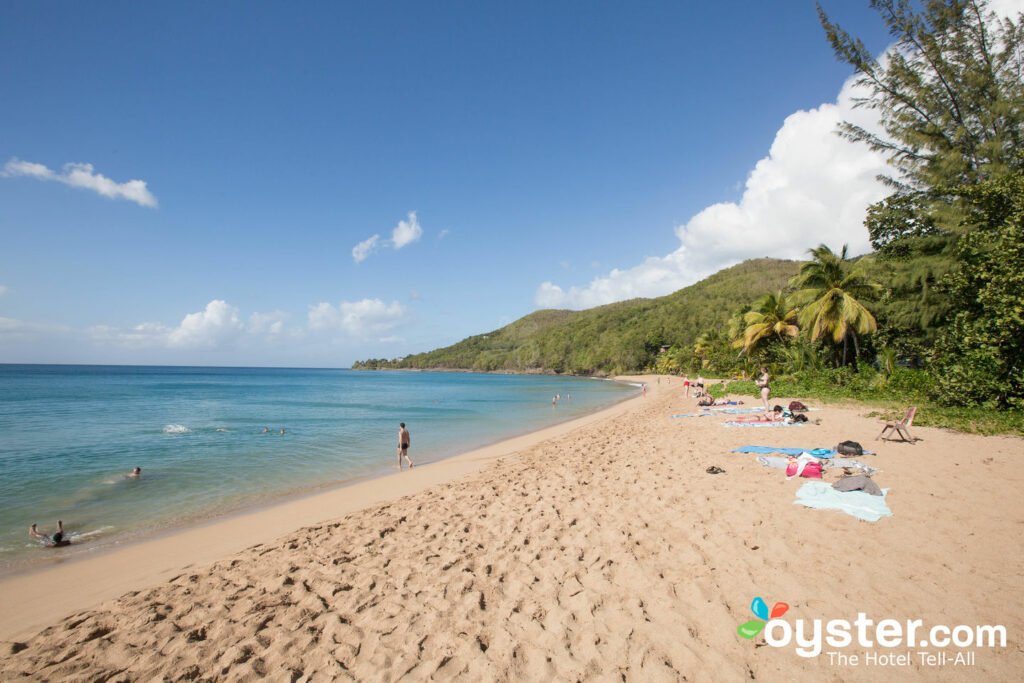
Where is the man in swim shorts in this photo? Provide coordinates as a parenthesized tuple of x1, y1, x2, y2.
(29, 520, 70, 547)
(397, 423, 413, 469)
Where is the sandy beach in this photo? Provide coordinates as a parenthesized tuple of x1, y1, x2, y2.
(2, 376, 1022, 681)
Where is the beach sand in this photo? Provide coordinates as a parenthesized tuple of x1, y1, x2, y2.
(1, 376, 1022, 681)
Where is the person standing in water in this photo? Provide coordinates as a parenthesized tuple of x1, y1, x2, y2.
(125, 467, 141, 478)
(29, 521, 70, 547)
(397, 423, 413, 469)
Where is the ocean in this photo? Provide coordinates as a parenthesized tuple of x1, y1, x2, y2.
(0, 365, 636, 571)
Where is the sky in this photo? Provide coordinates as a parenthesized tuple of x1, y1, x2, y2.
(1, 1, 1020, 367)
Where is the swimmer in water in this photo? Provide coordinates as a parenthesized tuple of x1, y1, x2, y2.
(262, 427, 269, 434)
(279, 428, 285, 435)
(29, 521, 70, 547)
(126, 467, 141, 478)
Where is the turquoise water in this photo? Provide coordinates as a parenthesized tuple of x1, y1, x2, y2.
(0, 365, 635, 571)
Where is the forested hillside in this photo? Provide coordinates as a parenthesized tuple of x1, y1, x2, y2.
(353, 258, 800, 375)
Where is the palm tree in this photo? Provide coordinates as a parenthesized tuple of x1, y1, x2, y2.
(790, 244, 880, 366)
(735, 291, 800, 356)
(693, 328, 721, 370)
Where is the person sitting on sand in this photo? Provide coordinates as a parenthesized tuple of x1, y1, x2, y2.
(126, 467, 141, 478)
(29, 521, 70, 547)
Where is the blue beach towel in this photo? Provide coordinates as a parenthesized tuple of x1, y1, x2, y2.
(671, 413, 717, 419)
(794, 481, 892, 522)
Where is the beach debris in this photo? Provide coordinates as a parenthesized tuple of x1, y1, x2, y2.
(705, 466, 726, 474)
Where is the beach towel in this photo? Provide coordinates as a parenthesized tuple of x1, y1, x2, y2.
(724, 421, 805, 428)
(706, 408, 764, 415)
(732, 445, 875, 456)
(794, 481, 892, 522)
(670, 413, 717, 419)
(755, 456, 877, 473)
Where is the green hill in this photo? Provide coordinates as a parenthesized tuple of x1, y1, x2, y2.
(353, 258, 800, 375)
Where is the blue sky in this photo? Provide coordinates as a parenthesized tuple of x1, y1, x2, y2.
(0, 2, 928, 366)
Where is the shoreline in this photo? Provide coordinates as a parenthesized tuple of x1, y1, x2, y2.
(4, 374, 1021, 680)
(0, 380, 646, 641)
(0, 371, 637, 577)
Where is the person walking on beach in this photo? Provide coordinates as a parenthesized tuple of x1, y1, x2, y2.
(757, 366, 771, 412)
(29, 521, 70, 547)
(683, 375, 691, 398)
(397, 423, 413, 469)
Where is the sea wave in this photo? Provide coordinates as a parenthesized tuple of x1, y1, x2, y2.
(162, 424, 190, 434)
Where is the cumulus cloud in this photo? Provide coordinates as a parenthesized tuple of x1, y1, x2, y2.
(1, 158, 158, 207)
(535, 73, 891, 309)
(391, 211, 422, 248)
(166, 300, 245, 348)
(352, 235, 381, 263)
(308, 298, 408, 339)
(352, 212, 424, 262)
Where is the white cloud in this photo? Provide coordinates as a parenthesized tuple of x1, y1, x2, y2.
(391, 211, 422, 249)
(352, 234, 381, 263)
(0, 285, 8, 296)
(352, 212, 425, 262)
(535, 73, 890, 309)
(167, 300, 245, 348)
(438, 228, 450, 240)
(308, 298, 408, 338)
(2, 158, 158, 208)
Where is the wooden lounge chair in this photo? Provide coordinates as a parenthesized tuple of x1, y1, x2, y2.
(877, 406, 917, 442)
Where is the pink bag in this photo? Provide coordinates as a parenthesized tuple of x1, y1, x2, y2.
(786, 458, 823, 478)
(801, 461, 823, 478)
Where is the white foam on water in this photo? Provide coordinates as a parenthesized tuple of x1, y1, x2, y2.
(71, 525, 114, 541)
(162, 424, 190, 434)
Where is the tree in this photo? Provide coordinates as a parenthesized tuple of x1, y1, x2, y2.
(818, 0, 1024, 192)
(930, 171, 1024, 408)
(791, 244, 881, 365)
(734, 291, 801, 356)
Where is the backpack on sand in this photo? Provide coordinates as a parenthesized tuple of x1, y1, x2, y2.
(836, 440, 863, 456)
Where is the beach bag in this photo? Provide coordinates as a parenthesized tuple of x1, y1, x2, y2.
(786, 458, 823, 478)
(837, 440, 863, 456)
(801, 461, 822, 478)
(789, 401, 807, 411)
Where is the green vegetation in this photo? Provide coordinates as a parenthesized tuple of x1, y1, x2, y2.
(353, 258, 801, 375)
(357, 1, 1023, 431)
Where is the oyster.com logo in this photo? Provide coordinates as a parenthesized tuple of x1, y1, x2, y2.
(737, 596, 789, 639)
